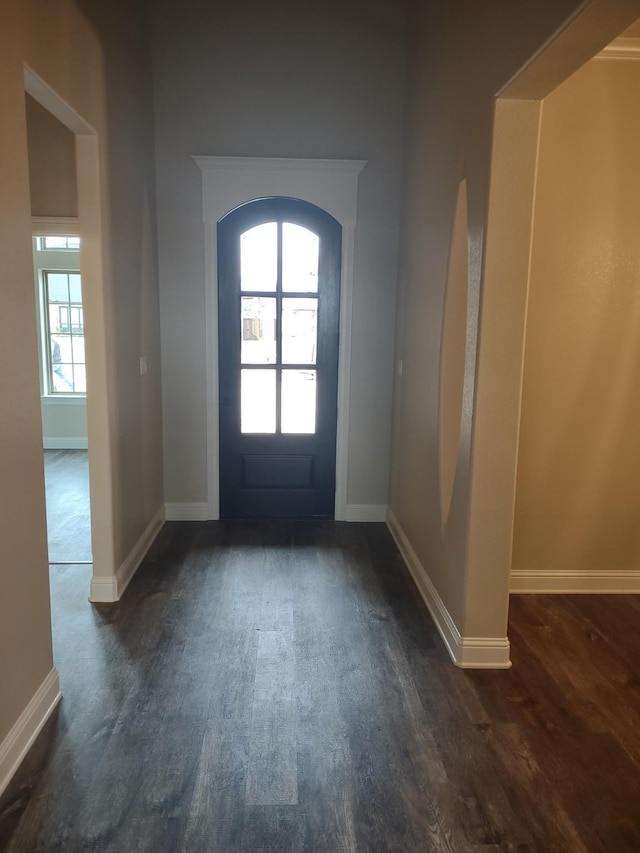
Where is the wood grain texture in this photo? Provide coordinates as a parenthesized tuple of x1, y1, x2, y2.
(1, 522, 639, 851)
(44, 450, 91, 563)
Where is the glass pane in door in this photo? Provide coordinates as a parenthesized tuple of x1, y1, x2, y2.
(241, 297, 276, 363)
(281, 369, 316, 434)
(282, 223, 319, 292)
(241, 369, 276, 433)
(282, 298, 317, 364)
(241, 223, 277, 292)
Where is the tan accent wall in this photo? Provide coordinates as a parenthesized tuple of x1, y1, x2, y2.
(26, 95, 77, 218)
(0, 0, 105, 756)
(513, 57, 640, 575)
(0, 0, 163, 753)
(389, 0, 638, 641)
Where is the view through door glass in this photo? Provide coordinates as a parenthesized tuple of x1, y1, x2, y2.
(218, 197, 342, 518)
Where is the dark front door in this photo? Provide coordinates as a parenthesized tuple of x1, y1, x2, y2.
(218, 197, 342, 518)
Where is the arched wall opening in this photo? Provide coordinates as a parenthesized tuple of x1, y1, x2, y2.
(439, 177, 469, 534)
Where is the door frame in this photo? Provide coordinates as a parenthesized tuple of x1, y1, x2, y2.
(24, 67, 118, 601)
(194, 156, 367, 520)
(467, 4, 639, 628)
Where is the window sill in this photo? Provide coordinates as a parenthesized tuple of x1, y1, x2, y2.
(41, 395, 87, 406)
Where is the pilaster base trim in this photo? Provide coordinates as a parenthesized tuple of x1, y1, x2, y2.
(165, 502, 211, 521)
(0, 668, 61, 798)
(345, 504, 388, 522)
(386, 509, 512, 669)
(511, 569, 640, 593)
(90, 505, 165, 602)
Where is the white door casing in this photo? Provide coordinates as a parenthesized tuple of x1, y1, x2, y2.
(194, 156, 367, 520)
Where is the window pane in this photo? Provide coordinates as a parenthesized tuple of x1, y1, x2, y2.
(281, 370, 316, 434)
(73, 364, 87, 394)
(69, 274, 82, 303)
(47, 273, 70, 304)
(44, 269, 85, 395)
(282, 223, 319, 293)
(54, 335, 73, 362)
(72, 335, 86, 364)
(282, 298, 317, 364)
(241, 369, 276, 433)
(50, 335, 74, 392)
(41, 235, 80, 249)
(43, 236, 67, 249)
(241, 223, 277, 292)
(241, 297, 276, 364)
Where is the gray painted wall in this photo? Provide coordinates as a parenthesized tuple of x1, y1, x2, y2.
(152, 0, 407, 510)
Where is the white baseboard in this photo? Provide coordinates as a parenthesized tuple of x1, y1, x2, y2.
(90, 505, 165, 602)
(345, 504, 388, 522)
(0, 668, 61, 799)
(43, 437, 88, 450)
(511, 569, 640, 593)
(165, 502, 211, 521)
(164, 502, 387, 522)
(386, 509, 512, 669)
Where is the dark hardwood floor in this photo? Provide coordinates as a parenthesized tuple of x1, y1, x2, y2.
(1, 521, 639, 852)
(44, 450, 91, 563)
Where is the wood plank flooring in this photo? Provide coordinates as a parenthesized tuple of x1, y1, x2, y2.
(1, 521, 639, 851)
(44, 450, 91, 563)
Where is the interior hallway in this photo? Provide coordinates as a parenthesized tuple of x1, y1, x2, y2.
(0, 521, 638, 851)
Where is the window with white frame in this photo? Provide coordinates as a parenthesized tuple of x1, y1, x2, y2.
(33, 233, 86, 396)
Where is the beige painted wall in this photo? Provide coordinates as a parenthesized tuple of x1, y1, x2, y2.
(389, 0, 638, 642)
(0, 0, 101, 760)
(78, 0, 164, 555)
(41, 403, 87, 445)
(513, 57, 640, 575)
(152, 0, 407, 511)
(26, 94, 77, 218)
(0, 0, 163, 756)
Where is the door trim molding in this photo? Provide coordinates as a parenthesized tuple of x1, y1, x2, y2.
(194, 156, 367, 520)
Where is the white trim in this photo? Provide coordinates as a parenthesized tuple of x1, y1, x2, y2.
(386, 510, 512, 669)
(596, 38, 640, 61)
(31, 216, 79, 236)
(511, 569, 640, 593)
(0, 668, 61, 799)
(165, 502, 211, 521)
(203, 216, 219, 521)
(194, 155, 367, 522)
(43, 437, 88, 450)
(89, 505, 165, 602)
(41, 395, 86, 406)
(24, 82, 119, 599)
(334, 223, 356, 521)
(192, 156, 367, 176)
(24, 66, 95, 135)
(345, 504, 388, 522)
